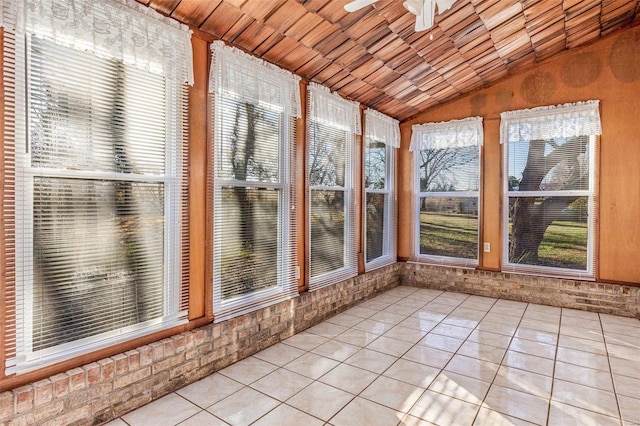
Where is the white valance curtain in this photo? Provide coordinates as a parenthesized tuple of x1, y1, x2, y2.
(500, 100, 601, 143)
(1, 0, 193, 85)
(365, 108, 400, 148)
(409, 116, 483, 151)
(209, 41, 302, 118)
(308, 82, 361, 134)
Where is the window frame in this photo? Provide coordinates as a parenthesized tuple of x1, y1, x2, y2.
(501, 135, 597, 279)
(8, 34, 188, 374)
(364, 138, 396, 271)
(211, 94, 296, 322)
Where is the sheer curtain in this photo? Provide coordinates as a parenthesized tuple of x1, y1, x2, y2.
(1, 0, 193, 85)
(410, 116, 484, 151)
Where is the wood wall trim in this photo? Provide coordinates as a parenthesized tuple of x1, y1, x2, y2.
(297, 81, 309, 293)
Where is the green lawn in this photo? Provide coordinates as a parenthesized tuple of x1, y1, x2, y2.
(421, 213, 588, 269)
(420, 212, 478, 259)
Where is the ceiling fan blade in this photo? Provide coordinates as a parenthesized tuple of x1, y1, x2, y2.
(435, 0, 456, 12)
(344, 0, 379, 12)
(415, 0, 435, 32)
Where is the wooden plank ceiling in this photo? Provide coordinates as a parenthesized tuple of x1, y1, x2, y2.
(137, 0, 640, 121)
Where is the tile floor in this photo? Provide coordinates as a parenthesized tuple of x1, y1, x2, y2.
(106, 286, 640, 426)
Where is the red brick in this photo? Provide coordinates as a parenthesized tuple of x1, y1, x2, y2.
(33, 379, 53, 406)
(98, 359, 115, 381)
(138, 345, 153, 367)
(113, 354, 129, 376)
(84, 363, 101, 387)
(67, 368, 86, 392)
(13, 385, 34, 414)
(0, 391, 14, 419)
(50, 374, 69, 399)
(126, 350, 141, 370)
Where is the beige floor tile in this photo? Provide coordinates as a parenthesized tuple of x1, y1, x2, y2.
(557, 334, 606, 355)
(311, 339, 361, 361)
(559, 324, 604, 342)
(367, 335, 413, 357)
(600, 313, 640, 327)
(518, 318, 559, 334)
(395, 298, 429, 310)
(484, 312, 522, 326)
(218, 356, 277, 385)
(473, 407, 536, 425)
(613, 374, 640, 399)
(431, 323, 474, 340)
(513, 327, 558, 345)
(176, 373, 244, 408)
(476, 320, 517, 336)
(104, 420, 129, 426)
(525, 303, 560, 317)
(457, 341, 507, 364)
(411, 288, 443, 302)
(444, 355, 500, 383)
(560, 315, 601, 331)
(554, 360, 614, 392)
(335, 328, 381, 347)
(409, 390, 480, 426)
(609, 355, 640, 379)
(250, 368, 313, 402)
(467, 329, 513, 349)
(502, 351, 555, 377)
(398, 414, 439, 425)
(252, 404, 323, 426)
(433, 293, 469, 305)
(253, 343, 306, 367)
(370, 310, 407, 325)
(483, 384, 548, 425)
(319, 363, 379, 394)
(385, 303, 420, 317)
(384, 359, 441, 388)
(421, 303, 456, 315)
(353, 318, 396, 334)
(326, 312, 365, 328)
(208, 387, 279, 426)
(330, 396, 403, 426)
(552, 379, 618, 418)
(488, 306, 526, 318)
(441, 316, 481, 329)
(345, 305, 379, 319)
(420, 333, 464, 352)
(618, 395, 640, 426)
(561, 308, 600, 320)
(284, 352, 339, 380)
(281, 331, 328, 352)
(286, 381, 353, 421)
(556, 347, 610, 372)
(384, 325, 429, 343)
(178, 411, 230, 426)
(344, 348, 398, 374)
(493, 366, 552, 399)
(606, 342, 640, 361)
(398, 317, 440, 332)
(361, 375, 425, 412)
(428, 371, 491, 405)
(508, 337, 556, 360)
(306, 322, 349, 339)
(122, 393, 201, 426)
(403, 345, 454, 369)
(359, 299, 391, 311)
(411, 310, 447, 323)
(548, 401, 620, 426)
(601, 322, 640, 338)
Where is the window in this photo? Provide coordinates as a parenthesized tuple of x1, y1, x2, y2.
(1, 0, 192, 372)
(501, 101, 601, 279)
(364, 109, 399, 270)
(307, 83, 360, 290)
(410, 117, 483, 266)
(210, 42, 300, 322)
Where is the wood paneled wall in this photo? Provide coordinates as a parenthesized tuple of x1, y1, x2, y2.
(398, 26, 640, 284)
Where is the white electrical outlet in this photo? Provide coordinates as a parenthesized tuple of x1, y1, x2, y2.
(483, 242, 491, 253)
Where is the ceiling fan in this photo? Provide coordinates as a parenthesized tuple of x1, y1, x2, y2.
(344, 0, 456, 32)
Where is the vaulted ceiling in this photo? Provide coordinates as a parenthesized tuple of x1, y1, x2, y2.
(137, 0, 640, 121)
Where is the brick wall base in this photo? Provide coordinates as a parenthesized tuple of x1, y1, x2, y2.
(400, 262, 640, 318)
(2, 261, 639, 425)
(0, 263, 400, 425)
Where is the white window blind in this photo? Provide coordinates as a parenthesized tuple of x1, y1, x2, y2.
(2, 7, 190, 372)
(364, 109, 398, 271)
(308, 83, 359, 290)
(501, 101, 600, 279)
(411, 117, 482, 267)
(210, 42, 299, 322)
